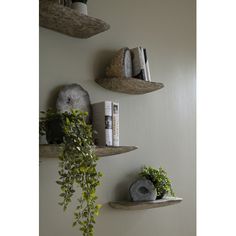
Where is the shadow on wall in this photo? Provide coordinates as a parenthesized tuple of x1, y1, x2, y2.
(92, 49, 117, 79)
(45, 85, 65, 109)
(113, 168, 141, 201)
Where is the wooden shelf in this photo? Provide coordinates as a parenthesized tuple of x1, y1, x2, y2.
(109, 197, 183, 210)
(40, 144, 138, 158)
(40, 0, 110, 38)
(95, 77, 164, 94)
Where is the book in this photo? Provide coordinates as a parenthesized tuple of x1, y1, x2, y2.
(92, 101, 113, 146)
(143, 48, 151, 82)
(112, 102, 119, 146)
(131, 47, 146, 80)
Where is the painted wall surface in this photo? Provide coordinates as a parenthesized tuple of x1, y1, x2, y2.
(39, 0, 196, 235)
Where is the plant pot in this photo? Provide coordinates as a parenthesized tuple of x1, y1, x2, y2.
(71, 2, 88, 15)
(46, 117, 64, 144)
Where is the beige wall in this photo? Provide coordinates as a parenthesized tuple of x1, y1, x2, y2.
(39, 0, 196, 235)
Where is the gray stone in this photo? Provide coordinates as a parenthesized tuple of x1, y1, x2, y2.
(56, 84, 91, 122)
(129, 179, 157, 202)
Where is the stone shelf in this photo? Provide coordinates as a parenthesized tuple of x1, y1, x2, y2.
(40, 0, 110, 38)
(109, 197, 183, 210)
(40, 144, 138, 158)
(95, 77, 164, 94)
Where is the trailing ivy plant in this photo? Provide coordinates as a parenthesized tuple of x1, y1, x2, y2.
(139, 166, 175, 199)
(40, 109, 102, 236)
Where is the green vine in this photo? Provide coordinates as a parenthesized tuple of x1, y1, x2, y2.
(40, 109, 102, 236)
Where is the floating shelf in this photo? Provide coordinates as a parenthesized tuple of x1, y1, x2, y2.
(109, 197, 183, 210)
(40, 144, 138, 158)
(95, 77, 164, 94)
(40, 0, 110, 38)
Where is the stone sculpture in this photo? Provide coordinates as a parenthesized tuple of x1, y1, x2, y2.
(56, 83, 91, 123)
(105, 47, 132, 78)
(129, 179, 157, 202)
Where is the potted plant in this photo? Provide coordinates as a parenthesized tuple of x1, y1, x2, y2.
(71, 0, 88, 15)
(40, 109, 102, 236)
(139, 166, 175, 199)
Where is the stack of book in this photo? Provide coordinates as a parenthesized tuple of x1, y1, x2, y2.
(92, 101, 119, 147)
(131, 46, 151, 82)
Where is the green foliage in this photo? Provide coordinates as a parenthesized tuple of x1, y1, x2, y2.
(40, 109, 102, 236)
(139, 166, 175, 199)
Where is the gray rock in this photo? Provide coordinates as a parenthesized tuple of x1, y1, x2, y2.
(129, 179, 157, 202)
(56, 84, 91, 122)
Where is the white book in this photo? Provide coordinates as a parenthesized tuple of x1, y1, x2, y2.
(131, 47, 146, 80)
(143, 48, 151, 82)
(92, 101, 113, 146)
(112, 102, 119, 146)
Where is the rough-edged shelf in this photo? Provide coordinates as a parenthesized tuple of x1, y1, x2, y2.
(40, 0, 110, 38)
(40, 144, 138, 158)
(95, 77, 164, 94)
(109, 197, 183, 210)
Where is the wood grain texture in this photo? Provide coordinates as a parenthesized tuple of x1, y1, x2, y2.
(95, 77, 164, 94)
(39, 144, 138, 158)
(109, 197, 183, 210)
(39, 0, 110, 38)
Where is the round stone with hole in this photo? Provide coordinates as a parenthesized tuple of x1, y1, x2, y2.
(129, 179, 157, 202)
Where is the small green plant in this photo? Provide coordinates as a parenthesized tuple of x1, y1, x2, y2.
(139, 166, 175, 199)
(40, 109, 102, 236)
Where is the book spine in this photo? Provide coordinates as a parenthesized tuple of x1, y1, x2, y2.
(104, 101, 113, 146)
(112, 102, 119, 146)
(143, 48, 151, 82)
(131, 47, 146, 80)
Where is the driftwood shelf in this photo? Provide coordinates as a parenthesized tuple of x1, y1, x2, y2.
(95, 77, 164, 94)
(109, 197, 183, 210)
(40, 0, 110, 38)
(40, 144, 138, 158)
